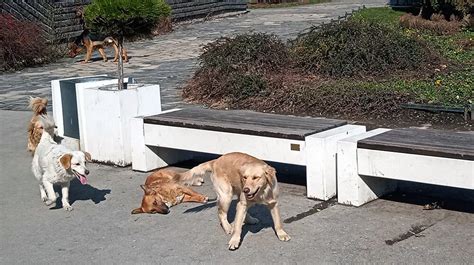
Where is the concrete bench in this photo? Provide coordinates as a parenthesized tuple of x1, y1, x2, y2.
(131, 108, 366, 200)
(337, 128, 474, 206)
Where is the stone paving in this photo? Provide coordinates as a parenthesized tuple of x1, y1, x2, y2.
(0, 0, 387, 111)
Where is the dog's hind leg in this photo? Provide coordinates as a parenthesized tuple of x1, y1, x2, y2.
(122, 47, 129, 63)
(216, 191, 233, 234)
(39, 184, 48, 202)
(98, 47, 108, 62)
(181, 187, 208, 203)
(112, 44, 119, 62)
(42, 180, 57, 207)
(60, 182, 73, 211)
(32, 156, 48, 202)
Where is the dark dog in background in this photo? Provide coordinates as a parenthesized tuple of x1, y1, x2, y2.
(68, 30, 128, 63)
(69, 7, 128, 64)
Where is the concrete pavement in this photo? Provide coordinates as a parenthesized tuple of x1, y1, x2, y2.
(1, 110, 473, 264)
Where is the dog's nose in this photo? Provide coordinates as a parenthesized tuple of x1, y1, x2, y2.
(243, 187, 250, 194)
(85, 169, 90, 175)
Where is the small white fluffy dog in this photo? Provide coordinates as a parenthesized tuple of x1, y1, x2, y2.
(31, 116, 91, 211)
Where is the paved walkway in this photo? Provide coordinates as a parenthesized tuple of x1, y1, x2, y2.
(1, 110, 473, 264)
(0, 0, 386, 111)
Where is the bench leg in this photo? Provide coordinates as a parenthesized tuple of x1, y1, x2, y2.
(131, 116, 194, 172)
(337, 129, 398, 206)
(305, 124, 367, 200)
(131, 117, 162, 171)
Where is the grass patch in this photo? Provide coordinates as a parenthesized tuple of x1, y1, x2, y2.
(351, 7, 406, 27)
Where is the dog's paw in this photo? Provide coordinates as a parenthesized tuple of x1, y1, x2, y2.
(44, 199, 56, 207)
(202, 196, 209, 203)
(41, 195, 48, 202)
(221, 222, 233, 235)
(228, 237, 240, 251)
(64, 205, 73, 211)
(277, 230, 291, 242)
(193, 177, 204, 186)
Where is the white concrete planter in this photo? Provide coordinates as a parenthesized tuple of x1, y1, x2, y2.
(52, 75, 162, 166)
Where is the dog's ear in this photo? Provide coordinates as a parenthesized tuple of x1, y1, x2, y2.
(140, 185, 155, 195)
(131, 208, 144, 214)
(83, 151, 92, 162)
(60, 154, 73, 170)
(264, 165, 277, 188)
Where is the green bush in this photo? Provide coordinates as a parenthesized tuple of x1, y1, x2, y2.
(420, 0, 473, 19)
(84, 0, 171, 39)
(291, 20, 433, 77)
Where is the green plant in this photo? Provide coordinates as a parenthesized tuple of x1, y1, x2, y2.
(84, 0, 171, 89)
(291, 19, 433, 77)
(351, 7, 406, 27)
(419, 0, 473, 21)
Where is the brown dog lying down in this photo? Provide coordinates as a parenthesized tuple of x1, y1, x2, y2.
(27, 97, 48, 154)
(189, 152, 291, 250)
(131, 168, 208, 215)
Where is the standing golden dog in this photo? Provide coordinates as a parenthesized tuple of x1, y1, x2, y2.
(190, 152, 291, 250)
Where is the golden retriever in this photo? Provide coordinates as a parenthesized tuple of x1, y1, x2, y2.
(131, 168, 207, 215)
(190, 152, 290, 250)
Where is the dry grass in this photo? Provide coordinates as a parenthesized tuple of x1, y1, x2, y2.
(399, 13, 463, 35)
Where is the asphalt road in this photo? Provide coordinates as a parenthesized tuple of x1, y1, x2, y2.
(1, 110, 473, 264)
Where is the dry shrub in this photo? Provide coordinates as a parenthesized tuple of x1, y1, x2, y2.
(153, 16, 173, 35)
(0, 15, 57, 71)
(183, 33, 289, 104)
(457, 38, 474, 51)
(399, 13, 462, 35)
(257, 80, 414, 119)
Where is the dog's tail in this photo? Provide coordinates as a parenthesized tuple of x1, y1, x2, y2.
(37, 114, 56, 139)
(28, 97, 48, 115)
(103, 37, 118, 46)
(178, 160, 215, 184)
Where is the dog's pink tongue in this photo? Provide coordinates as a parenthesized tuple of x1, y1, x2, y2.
(80, 175, 88, 185)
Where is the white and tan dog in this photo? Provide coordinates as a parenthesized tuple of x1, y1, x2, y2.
(190, 152, 290, 250)
(31, 116, 91, 211)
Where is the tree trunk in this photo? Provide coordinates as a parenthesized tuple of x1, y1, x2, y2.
(117, 35, 125, 90)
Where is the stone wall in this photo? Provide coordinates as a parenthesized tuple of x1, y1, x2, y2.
(1, 0, 247, 42)
(167, 0, 247, 20)
(1, 0, 90, 42)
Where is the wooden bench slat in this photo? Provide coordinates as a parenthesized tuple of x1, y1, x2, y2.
(358, 128, 474, 161)
(144, 109, 346, 140)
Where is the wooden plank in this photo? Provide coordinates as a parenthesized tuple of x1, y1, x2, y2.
(144, 108, 346, 140)
(358, 128, 474, 161)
